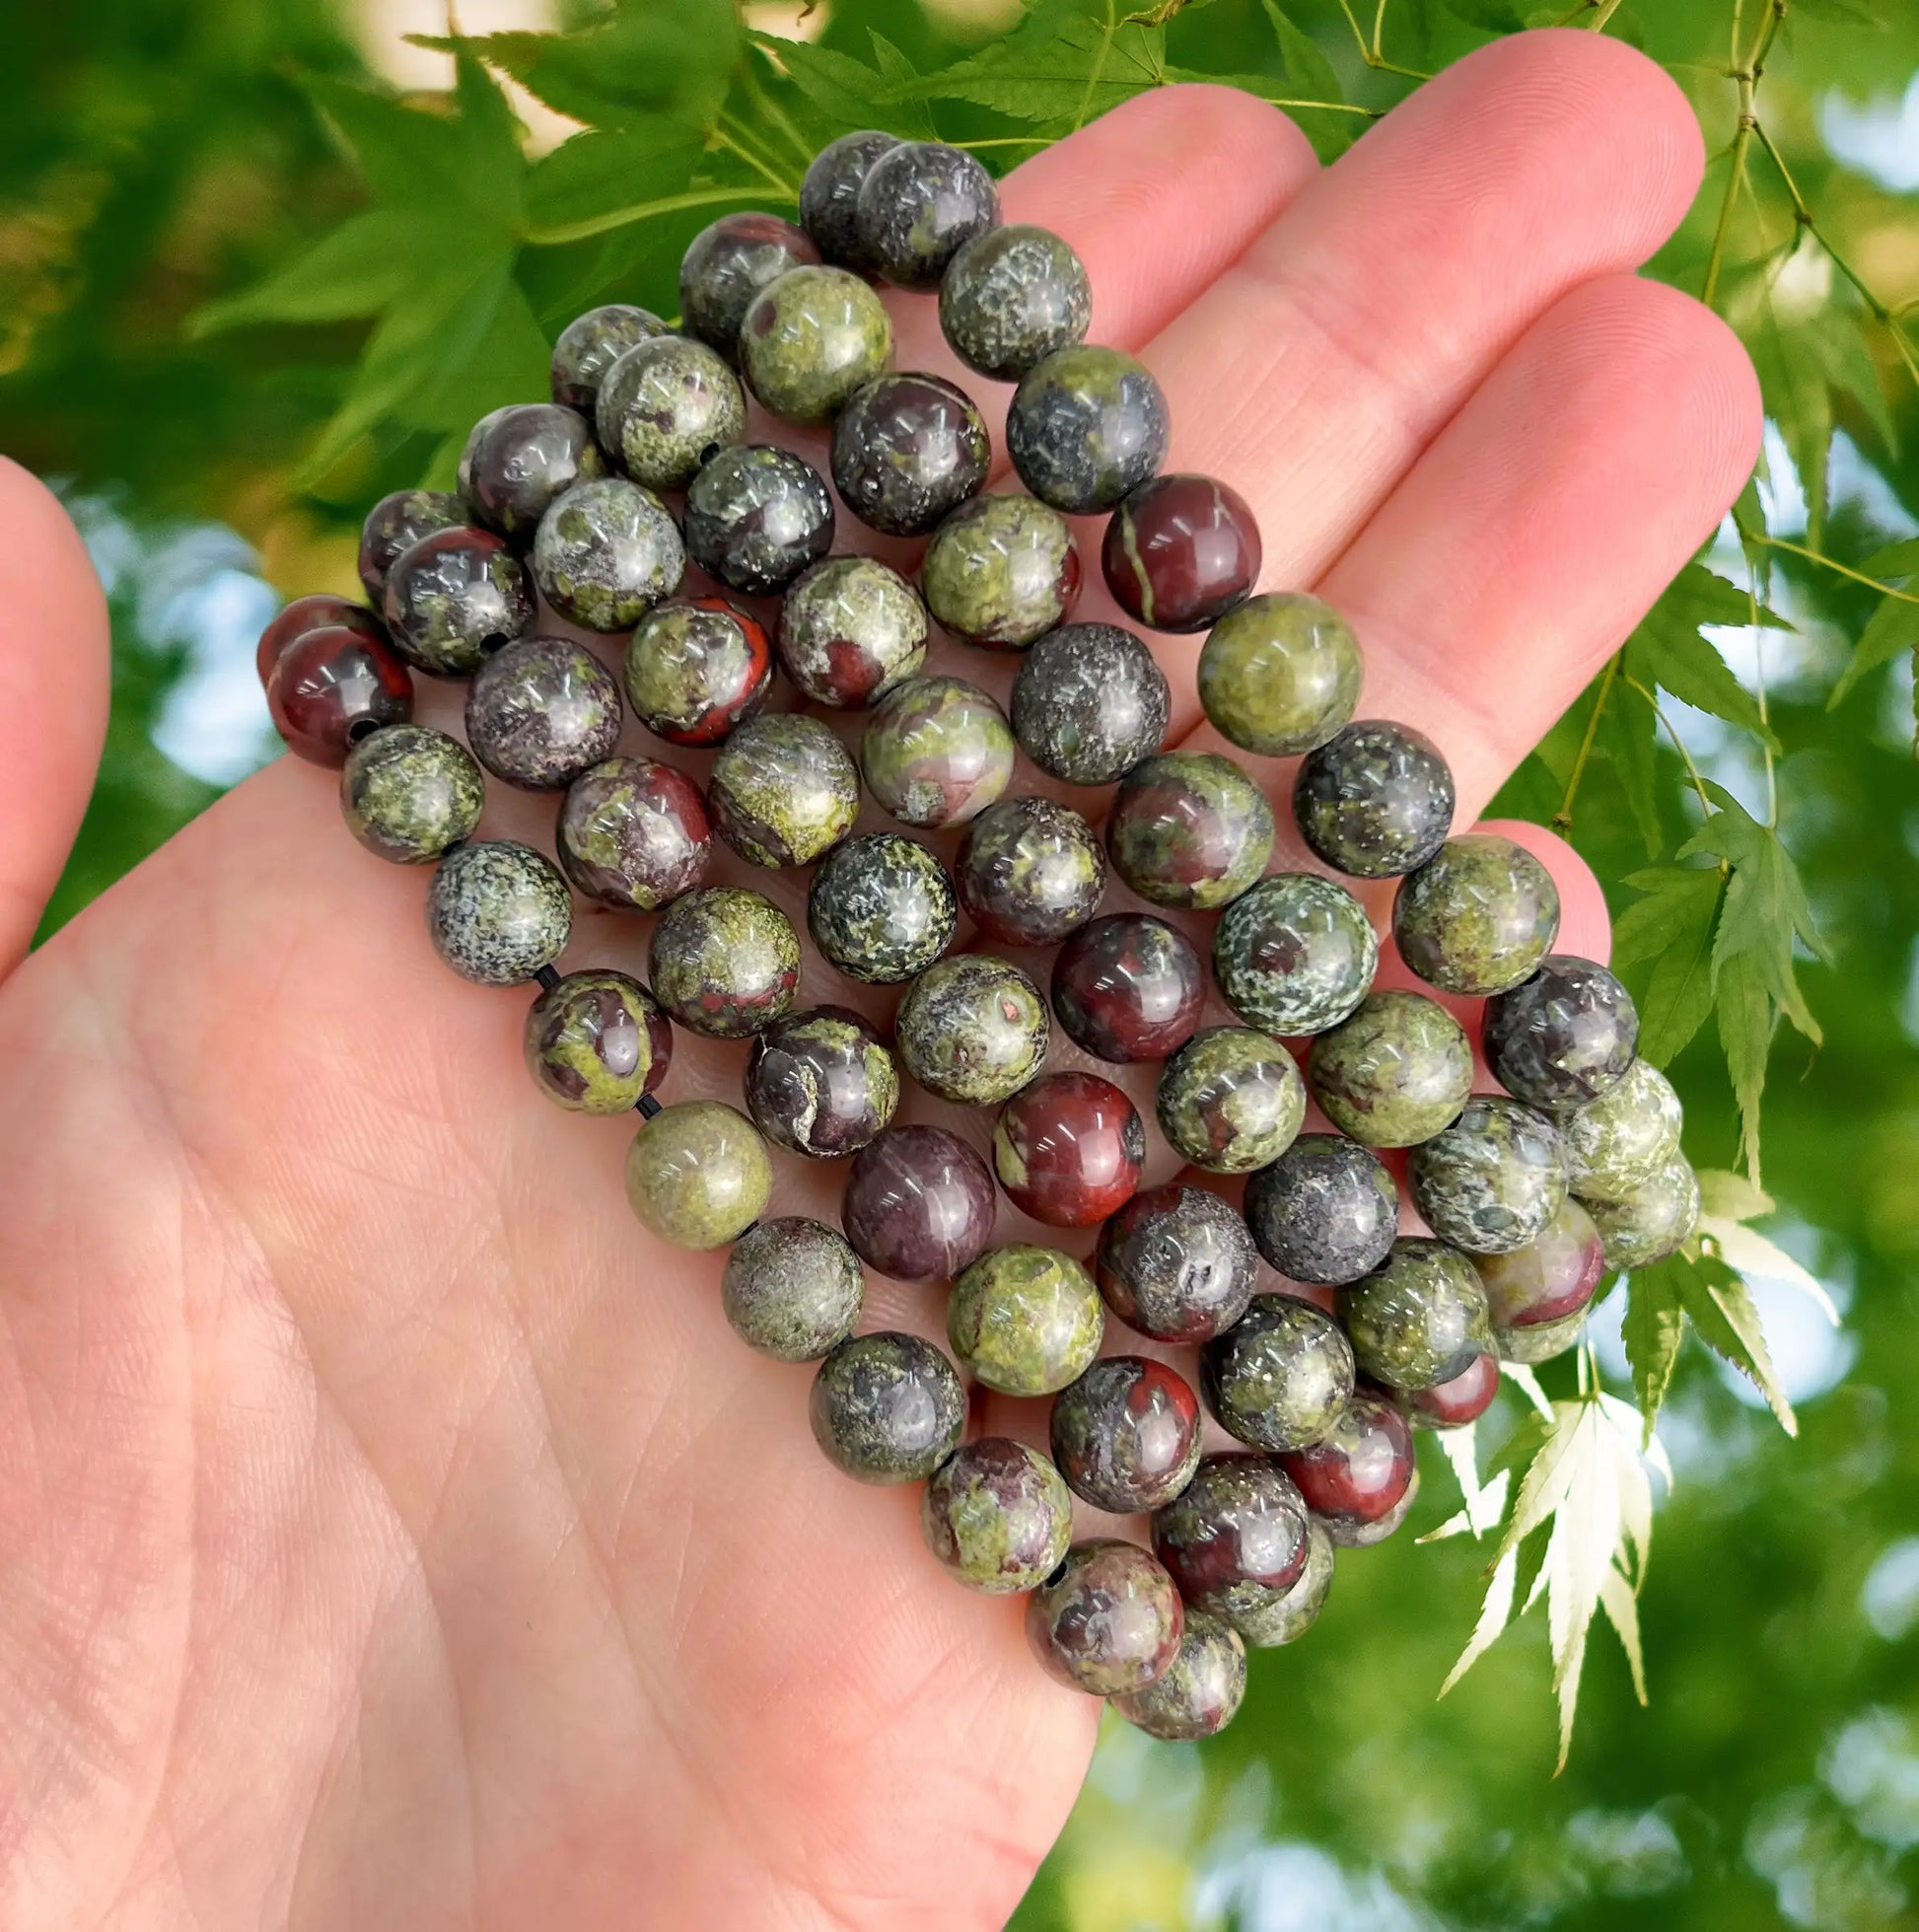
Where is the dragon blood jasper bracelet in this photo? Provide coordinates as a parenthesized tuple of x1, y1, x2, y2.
(257, 129, 1702, 1745)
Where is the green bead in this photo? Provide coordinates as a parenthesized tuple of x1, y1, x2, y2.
(425, 840, 570, 986)
(939, 224, 1091, 382)
(1407, 1096, 1569, 1255)
(1221, 1515, 1334, 1648)
(808, 832, 957, 984)
(624, 1102, 771, 1251)
(1336, 1238, 1492, 1392)
(1197, 593, 1363, 757)
(811, 1331, 965, 1484)
(1585, 1156, 1700, 1270)
(722, 1218, 865, 1362)
(1104, 751, 1275, 910)
(597, 334, 746, 491)
(648, 886, 800, 1038)
(1156, 1027, 1306, 1174)
(339, 724, 484, 864)
(1308, 990, 1473, 1148)
(1392, 834, 1561, 997)
(532, 477, 684, 633)
(778, 556, 928, 709)
(1198, 1297, 1354, 1453)
(1007, 344, 1170, 515)
(1110, 1610, 1246, 1741)
(1211, 872, 1378, 1035)
(920, 1439, 1074, 1594)
(1555, 1058, 1684, 1201)
(860, 676, 1016, 828)
(921, 492, 1080, 651)
(740, 264, 892, 426)
(948, 1245, 1104, 1396)
(895, 955, 1048, 1106)
(708, 712, 859, 868)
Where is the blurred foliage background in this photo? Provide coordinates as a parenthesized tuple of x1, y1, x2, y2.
(3, 0, 1918, 1927)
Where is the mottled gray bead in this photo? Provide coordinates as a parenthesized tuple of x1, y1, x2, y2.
(939, 223, 1091, 381)
(1008, 345, 1171, 515)
(854, 140, 1000, 289)
(683, 444, 834, 596)
(830, 372, 991, 538)
(463, 634, 622, 791)
(722, 1218, 865, 1363)
(1392, 833, 1561, 996)
(459, 402, 604, 541)
(1200, 1295, 1356, 1453)
(1010, 621, 1170, 786)
(810, 1332, 966, 1484)
(679, 211, 820, 360)
(800, 129, 901, 271)
(339, 724, 484, 865)
(1407, 1096, 1569, 1255)
(1212, 873, 1378, 1035)
(1585, 1156, 1701, 1271)
(532, 477, 684, 633)
(1243, 1134, 1398, 1287)
(357, 489, 464, 605)
(955, 795, 1106, 947)
(808, 833, 957, 985)
(1294, 720, 1456, 880)
(895, 954, 1048, 1107)
(550, 303, 667, 413)
(1156, 1027, 1306, 1175)
(1336, 1238, 1492, 1392)
(425, 840, 571, 986)
(597, 333, 746, 491)
(1223, 1513, 1334, 1648)
(1554, 1058, 1684, 1201)
(648, 886, 800, 1038)
(1484, 955, 1639, 1108)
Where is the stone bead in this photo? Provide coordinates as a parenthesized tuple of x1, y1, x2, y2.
(1197, 593, 1363, 757)
(842, 1125, 998, 1283)
(1555, 1058, 1684, 1201)
(1052, 915, 1204, 1066)
(1392, 834, 1560, 998)
(920, 1439, 1074, 1595)
(1584, 1157, 1700, 1272)
(922, 493, 1081, 652)
(895, 955, 1049, 1107)
(1278, 1388, 1416, 1545)
(1225, 1514, 1334, 1647)
(1010, 622, 1170, 786)
(463, 635, 622, 791)
(425, 840, 570, 986)
(993, 1072, 1144, 1228)
(1156, 1027, 1306, 1175)
(1496, 1303, 1592, 1366)
(683, 444, 834, 596)
(854, 139, 1000, 289)
(1476, 1196, 1606, 1355)
(625, 1101, 771, 1252)
(1334, 1469, 1420, 1549)
(1243, 1134, 1398, 1287)
(525, 968, 672, 1113)
(1484, 955, 1639, 1108)
(1151, 1454, 1310, 1616)
(948, 1244, 1103, 1396)
(1050, 1356, 1203, 1514)
(340, 724, 484, 864)
(597, 334, 746, 492)
(1403, 1351, 1502, 1430)
(741, 264, 893, 426)
(830, 372, 991, 538)
(647, 887, 800, 1038)
(799, 129, 900, 271)
(1212, 872, 1378, 1036)
(745, 1006, 899, 1160)
(383, 526, 534, 678)
(777, 557, 929, 710)
(1102, 474, 1260, 635)
(1200, 1296, 1356, 1453)
(1106, 751, 1275, 911)
(625, 596, 773, 748)
(708, 712, 859, 868)
(722, 1217, 865, 1362)
(939, 223, 1091, 381)
(267, 624, 412, 766)
(460, 402, 604, 540)
(532, 477, 684, 633)
(808, 832, 957, 984)
(1096, 1183, 1258, 1343)
(1294, 721, 1456, 880)
(256, 593, 386, 684)
(1111, 1610, 1246, 1742)
(679, 211, 820, 359)
(1026, 1540, 1184, 1697)
(1308, 990, 1473, 1149)
(557, 755, 712, 911)
(1407, 1097, 1569, 1255)
(1336, 1238, 1492, 1392)
(550, 303, 667, 414)
(861, 676, 1016, 829)
(357, 490, 464, 606)
(1008, 345, 1171, 516)
(956, 795, 1106, 946)
(810, 1331, 965, 1484)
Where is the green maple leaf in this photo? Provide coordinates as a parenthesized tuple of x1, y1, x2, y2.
(1829, 590, 1919, 709)
(1619, 1257, 1686, 1435)
(1621, 562, 1790, 750)
(1611, 863, 1725, 1067)
(748, 31, 937, 142)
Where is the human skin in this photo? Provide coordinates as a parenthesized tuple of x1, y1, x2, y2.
(0, 34, 1756, 1932)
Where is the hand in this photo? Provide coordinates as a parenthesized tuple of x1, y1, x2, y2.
(0, 30, 1756, 1931)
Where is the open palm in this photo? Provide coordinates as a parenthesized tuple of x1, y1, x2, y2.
(0, 31, 1757, 1932)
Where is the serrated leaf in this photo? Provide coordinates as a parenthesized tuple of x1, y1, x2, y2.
(750, 32, 935, 141)
(1440, 1542, 1518, 1696)
(1830, 592, 1919, 707)
(1622, 563, 1787, 748)
(1675, 1251, 1798, 1434)
(1700, 1218, 1841, 1323)
(190, 210, 423, 335)
(1859, 537, 1919, 578)
(1123, 0, 1221, 20)
(1696, 1167, 1775, 1221)
(1421, 1424, 1510, 1541)
(1599, 1564, 1648, 1705)
(524, 121, 716, 241)
(867, 34, 942, 140)
(1501, 1362, 1555, 1421)
(1620, 1259, 1686, 1437)
(1594, 669, 1662, 859)
(1260, 0, 1342, 99)
(1716, 946, 1774, 1182)
(1612, 865, 1724, 1067)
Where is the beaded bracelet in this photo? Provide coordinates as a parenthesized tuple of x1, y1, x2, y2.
(256, 129, 1701, 1745)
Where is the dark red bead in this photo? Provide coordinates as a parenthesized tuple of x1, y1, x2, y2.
(1102, 473, 1261, 633)
(1051, 913, 1204, 1064)
(1152, 1454, 1310, 1609)
(1050, 1356, 1203, 1515)
(842, 1125, 998, 1284)
(1401, 1351, 1501, 1430)
(992, 1071, 1145, 1228)
(1280, 1389, 1414, 1538)
(255, 594, 387, 685)
(266, 624, 413, 767)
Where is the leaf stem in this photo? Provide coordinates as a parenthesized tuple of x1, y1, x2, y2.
(1554, 652, 1620, 835)
(713, 116, 799, 200)
(524, 184, 769, 247)
(1744, 531, 1919, 608)
(1624, 673, 1716, 823)
(740, 58, 817, 176)
(1702, 0, 1784, 310)
(1334, 0, 1430, 81)
(1245, 94, 1381, 117)
(1073, 0, 1119, 133)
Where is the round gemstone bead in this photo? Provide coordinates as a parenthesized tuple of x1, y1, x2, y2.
(1212, 872, 1378, 1035)
(1102, 473, 1260, 634)
(799, 130, 900, 272)
(1337, 1238, 1493, 1392)
(1050, 1356, 1203, 1514)
(597, 334, 746, 491)
(993, 1071, 1144, 1228)
(1584, 1156, 1700, 1272)
(463, 634, 622, 791)
(955, 795, 1106, 947)
(1151, 1455, 1310, 1615)
(1157, 1027, 1305, 1174)
(708, 712, 859, 868)
(1407, 1096, 1569, 1255)
(1111, 1610, 1246, 1741)
(841, 1125, 998, 1283)
(383, 526, 533, 677)
(807, 832, 957, 984)
(679, 211, 820, 359)
(647, 886, 800, 1038)
(626, 1101, 771, 1252)
(811, 1332, 966, 1484)
(549, 303, 667, 414)
(778, 556, 928, 709)
(1477, 1196, 1606, 1360)
(860, 676, 1016, 829)
(1403, 1350, 1502, 1429)
(460, 402, 603, 540)
(525, 968, 673, 1113)
(357, 490, 464, 606)
(340, 723, 484, 864)
(624, 596, 772, 747)
(949, 1245, 1103, 1396)
(257, 593, 383, 685)
(1009, 621, 1170, 786)
(1295, 720, 1456, 880)
(1554, 1058, 1684, 1201)
(1105, 751, 1275, 910)
(1200, 1297, 1355, 1453)
(1197, 593, 1363, 757)
(1393, 834, 1561, 997)
(425, 840, 570, 986)
(1484, 955, 1639, 1108)
(830, 372, 991, 538)
(1027, 1540, 1184, 1697)
(1096, 1183, 1258, 1343)
(921, 1439, 1074, 1595)
(1308, 990, 1473, 1149)
(1052, 914, 1204, 1065)
(531, 477, 684, 633)
(1243, 1134, 1399, 1287)
(683, 444, 834, 596)
(745, 1006, 899, 1160)
(854, 139, 1000, 289)
(1008, 345, 1170, 515)
(939, 223, 1091, 381)
(557, 754, 712, 910)
(741, 264, 892, 426)
(1224, 1513, 1334, 1647)
(267, 623, 412, 766)
(895, 955, 1049, 1107)
(1279, 1388, 1416, 1545)
(722, 1217, 865, 1363)
(921, 493, 1080, 651)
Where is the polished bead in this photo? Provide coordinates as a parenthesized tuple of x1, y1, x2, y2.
(1404, 1350, 1502, 1429)
(1476, 1196, 1606, 1361)
(1200, 1296, 1355, 1453)
(383, 526, 534, 678)
(1243, 1134, 1398, 1286)
(778, 556, 928, 708)
(939, 223, 1091, 381)
(339, 723, 483, 864)
(550, 303, 667, 414)
(525, 968, 672, 1113)
(1102, 473, 1259, 634)
(1051, 914, 1203, 1065)
(1111, 1610, 1245, 1741)
(799, 130, 900, 272)
(1295, 720, 1456, 879)
(1198, 592, 1363, 757)
(1222, 1514, 1334, 1647)
(1008, 345, 1170, 515)
(597, 334, 746, 491)
(557, 754, 712, 911)
(647, 887, 799, 1038)
(626, 1101, 771, 1252)
(1157, 1027, 1305, 1174)
(1212, 872, 1377, 1034)
(1106, 751, 1275, 910)
(895, 955, 1048, 1107)
(842, 1125, 998, 1283)
(722, 1218, 865, 1363)
(425, 840, 570, 986)
(1096, 1183, 1258, 1343)
(808, 832, 957, 984)
(1050, 1356, 1203, 1514)
(1484, 955, 1639, 1108)
(1554, 1058, 1683, 1201)
(683, 444, 834, 596)
(956, 795, 1106, 946)
(1408, 1096, 1569, 1255)
(812, 1331, 966, 1484)
(1308, 990, 1473, 1149)
(993, 1071, 1144, 1228)
(624, 596, 772, 747)
(463, 635, 622, 791)
(267, 623, 412, 766)
(1026, 1540, 1184, 1697)
(1279, 1388, 1416, 1546)
(1584, 1156, 1700, 1273)
(1152, 1454, 1310, 1616)
(745, 1006, 899, 1160)
(708, 712, 859, 868)
(741, 264, 892, 426)
(679, 211, 820, 359)
(460, 401, 604, 540)
(1337, 1238, 1492, 1392)
(861, 676, 1016, 829)
(830, 372, 990, 538)
(921, 1439, 1074, 1595)
(1010, 621, 1169, 785)
(531, 477, 684, 633)
(854, 140, 1000, 289)
(921, 492, 1080, 651)
(256, 593, 384, 685)
(1393, 833, 1560, 997)
(357, 489, 464, 606)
